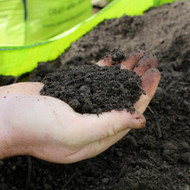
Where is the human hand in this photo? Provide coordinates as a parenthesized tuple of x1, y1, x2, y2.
(0, 51, 160, 163)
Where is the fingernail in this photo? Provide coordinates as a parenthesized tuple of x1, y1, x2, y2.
(129, 116, 146, 129)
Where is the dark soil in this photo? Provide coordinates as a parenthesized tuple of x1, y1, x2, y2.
(40, 63, 143, 114)
(0, 1, 190, 190)
(0, 75, 15, 87)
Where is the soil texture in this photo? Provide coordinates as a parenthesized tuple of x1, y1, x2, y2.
(0, 1, 190, 190)
(41, 63, 142, 114)
(0, 75, 15, 87)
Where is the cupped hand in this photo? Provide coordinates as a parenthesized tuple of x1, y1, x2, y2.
(0, 51, 160, 163)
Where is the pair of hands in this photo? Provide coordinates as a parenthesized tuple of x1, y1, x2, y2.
(0, 51, 160, 163)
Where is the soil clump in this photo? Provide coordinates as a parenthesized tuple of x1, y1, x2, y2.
(0, 1, 190, 190)
(40, 63, 142, 114)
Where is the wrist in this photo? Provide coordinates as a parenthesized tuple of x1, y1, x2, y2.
(0, 94, 25, 159)
(0, 114, 11, 159)
(0, 86, 10, 158)
(0, 85, 37, 158)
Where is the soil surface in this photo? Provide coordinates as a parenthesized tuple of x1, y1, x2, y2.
(41, 63, 142, 114)
(0, 1, 190, 190)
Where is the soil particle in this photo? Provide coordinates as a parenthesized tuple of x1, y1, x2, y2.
(40, 64, 142, 114)
(0, 75, 15, 87)
(107, 49, 126, 65)
(0, 1, 190, 190)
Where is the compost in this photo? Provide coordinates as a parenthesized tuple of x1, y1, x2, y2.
(0, 1, 190, 190)
(40, 63, 143, 114)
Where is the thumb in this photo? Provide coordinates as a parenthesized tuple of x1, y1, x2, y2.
(75, 110, 146, 145)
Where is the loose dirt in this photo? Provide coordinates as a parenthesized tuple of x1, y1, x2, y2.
(0, 1, 190, 190)
(40, 62, 143, 114)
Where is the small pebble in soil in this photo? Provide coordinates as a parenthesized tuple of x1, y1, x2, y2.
(41, 64, 143, 114)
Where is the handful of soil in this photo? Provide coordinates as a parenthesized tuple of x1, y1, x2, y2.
(40, 64, 144, 114)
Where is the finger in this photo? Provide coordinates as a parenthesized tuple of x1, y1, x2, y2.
(73, 110, 146, 145)
(135, 68, 161, 113)
(121, 51, 145, 70)
(96, 55, 113, 66)
(64, 128, 130, 163)
(133, 55, 158, 77)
